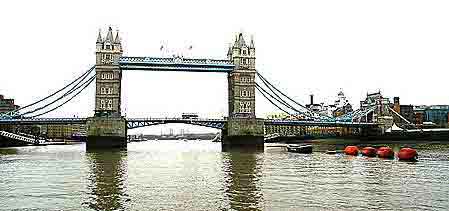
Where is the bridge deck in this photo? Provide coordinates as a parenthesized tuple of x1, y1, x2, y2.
(0, 118, 379, 129)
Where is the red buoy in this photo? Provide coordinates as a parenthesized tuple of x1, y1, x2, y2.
(377, 147, 394, 158)
(361, 147, 377, 157)
(344, 146, 359, 156)
(398, 148, 418, 161)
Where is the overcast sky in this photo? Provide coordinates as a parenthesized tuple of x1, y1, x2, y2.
(1, 0, 448, 134)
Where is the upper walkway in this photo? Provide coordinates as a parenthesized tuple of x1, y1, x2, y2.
(119, 56, 234, 73)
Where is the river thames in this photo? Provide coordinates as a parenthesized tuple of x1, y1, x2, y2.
(0, 140, 448, 210)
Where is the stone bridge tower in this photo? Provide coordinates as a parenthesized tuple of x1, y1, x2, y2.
(223, 33, 264, 149)
(87, 27, 126, 150)
(95, 27, 123, 117)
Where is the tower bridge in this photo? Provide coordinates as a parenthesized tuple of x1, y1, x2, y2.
(0, 27, 387, 149)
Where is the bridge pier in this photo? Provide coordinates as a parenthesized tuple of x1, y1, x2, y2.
(221, 118, 264, 150)
(86, 117, 127, 150)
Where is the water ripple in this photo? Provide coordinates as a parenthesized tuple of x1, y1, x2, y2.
(0, 141, 448, 210)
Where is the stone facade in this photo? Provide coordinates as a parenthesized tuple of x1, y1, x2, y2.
(223, 33, 264, 148)
(86, 117, 127, 149)
(0, 95, 19, 113)
(227, 33, 256, 118)
(95, 27, 123, 117)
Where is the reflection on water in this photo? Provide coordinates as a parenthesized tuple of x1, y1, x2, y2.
(0, 141, 448, 210)
(84, 150, 129, 211)
(223, 150, 264, 211)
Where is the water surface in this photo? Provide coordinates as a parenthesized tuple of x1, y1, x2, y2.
(0, 140, 448, 210)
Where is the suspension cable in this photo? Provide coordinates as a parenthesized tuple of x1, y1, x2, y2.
(20, 73, 96, 116)
(256, 83, 310, 117)
(256, 71, 334, 120)
(28, 75, 96, 118)
(256, 73, 302, 112)
(256, 71, 309, 110)
(1, 66, 95, 116)
(255, 85, 298, 118)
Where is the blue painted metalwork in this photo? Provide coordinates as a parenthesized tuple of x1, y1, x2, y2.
(119, 56, 234, 73)
(0, 118, 88, 125)
(264, 119, 378, 128)
(0, 117, 379, 129)
(126, 118, 226, 129)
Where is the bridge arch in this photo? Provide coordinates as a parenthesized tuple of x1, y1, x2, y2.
(126, 118, 225, 130)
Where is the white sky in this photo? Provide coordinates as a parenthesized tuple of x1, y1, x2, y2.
(1, 0, 448, 134)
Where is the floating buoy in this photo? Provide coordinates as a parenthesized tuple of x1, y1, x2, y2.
(361, 147, 377, 157)
(398, 148, 418, 161)
(344, 146, 359, 156)
(377, 146, 394, 158)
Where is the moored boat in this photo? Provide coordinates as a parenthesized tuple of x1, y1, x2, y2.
(286, 144, 313, 154)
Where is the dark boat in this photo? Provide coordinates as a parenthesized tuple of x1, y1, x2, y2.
(286, 144, 313, 154)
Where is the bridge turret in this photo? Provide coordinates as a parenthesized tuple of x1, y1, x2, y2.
(94, 26, 123, 117)
(96, 30, 103, 49)
(228, 32, 256, 118)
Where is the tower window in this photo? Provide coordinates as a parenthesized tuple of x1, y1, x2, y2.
(105, 44, 111, 50)
(100, 87, 106, 94)
(107, 100, 113, 109)
(100, 100, 105, 109)
(241, 88, 250, 97)
(108, 88, 114, 94)
(239, 101, 252, 113)
(245, 102, 251, 113)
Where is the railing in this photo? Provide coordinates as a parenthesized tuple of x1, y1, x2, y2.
(0, 118, 88, 124)
(265, 119, 378, 127)
(127, 117, 226, 122)
(0, 131, 45, 145)
(119, 56, 234, 66)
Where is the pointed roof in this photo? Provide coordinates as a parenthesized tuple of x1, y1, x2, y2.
(237, 33, 246, 47)
(114, 30, 121, 44)
(96, 29, 103, 43)
(105, 26, 114, 43)
(250, 35, 255, 48)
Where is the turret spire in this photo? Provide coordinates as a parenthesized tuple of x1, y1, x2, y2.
(237, 33, 246, 47)
(234, 34, 239, 46)
(114, 30, 121, 44)
(250, 35, 255, 48)
(96, 29, 103, 43)
(105, 26, 114, 42)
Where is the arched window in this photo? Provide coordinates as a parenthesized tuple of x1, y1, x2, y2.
(100, 87, 106, 94)
(107, 100, 113, 109)
(100, 100, 105, 109)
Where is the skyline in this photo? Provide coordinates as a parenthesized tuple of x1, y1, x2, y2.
(1, 1, 449, 132)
